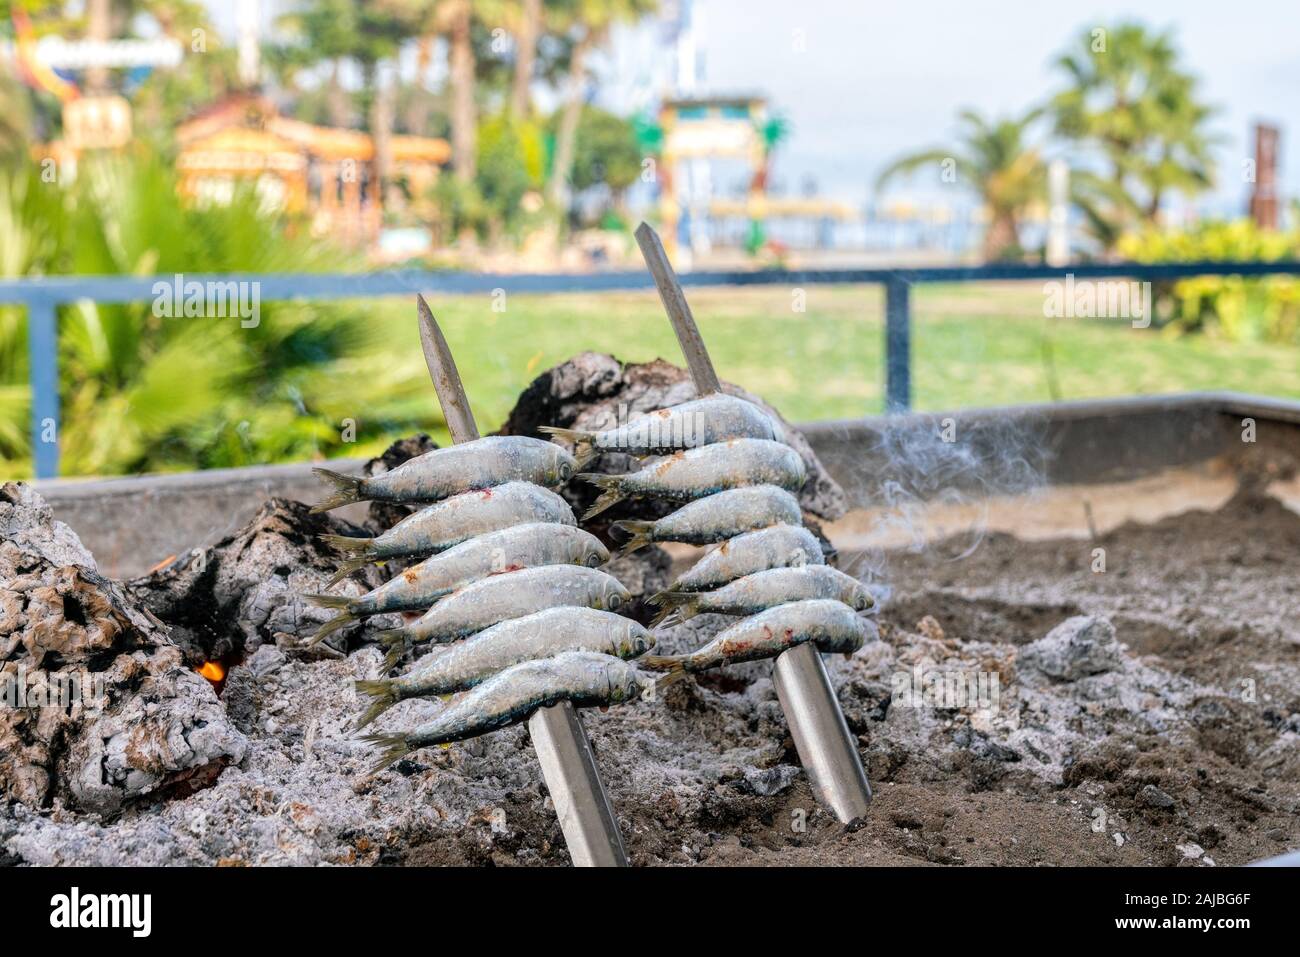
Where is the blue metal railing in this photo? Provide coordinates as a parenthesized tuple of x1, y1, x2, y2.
(4, 258, 1300, 478)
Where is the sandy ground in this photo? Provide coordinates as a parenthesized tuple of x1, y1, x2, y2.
(4, 468, 1297, 867)
(696, 479, 1300, 866)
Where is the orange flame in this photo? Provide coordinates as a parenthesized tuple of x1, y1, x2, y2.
(198, 660, 226, 683)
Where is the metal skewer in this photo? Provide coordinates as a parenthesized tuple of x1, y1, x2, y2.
(417, 295, 630, 867)
(633, 223, 873, 824)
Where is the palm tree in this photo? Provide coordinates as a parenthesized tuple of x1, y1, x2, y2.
(877, 107, 1046, 261)
(547, 0, 658, 207)
(433, 0, 477, 183)
(279, 1, 427, 202)
(1051, 22, 1217, 250)
(476, 0, 543, 116)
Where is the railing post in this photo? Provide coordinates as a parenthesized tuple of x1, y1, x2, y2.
(884, 276, 911, 413)
(27, 299, 60, 479)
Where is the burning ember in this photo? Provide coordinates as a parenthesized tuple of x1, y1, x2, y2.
(197, 660, 226, 685)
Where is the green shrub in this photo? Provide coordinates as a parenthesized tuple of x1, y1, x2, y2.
(1118, 220, 1300, 344)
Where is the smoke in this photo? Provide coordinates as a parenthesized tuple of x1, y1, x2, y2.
(836, 410, 1050, 606)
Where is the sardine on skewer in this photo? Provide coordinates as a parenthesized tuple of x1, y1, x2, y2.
(362, 651, 653, 771)
(609, 484, 802, 554)
(311, 436, 583, 512)
(652, 565, 873, 626)
(580, 438, 806, 519)
(652, 524, 827, 598)
(321, 482, 576, 584)
(641, 599, 869, 675)
(354, 607, 653, 728)
(540, 394, 783, 460)
(379, 564, 632, 668)
(307, 523, 609, 644)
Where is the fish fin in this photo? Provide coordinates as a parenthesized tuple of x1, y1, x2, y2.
(307, 607, 356, 646)
(321, 534, 375, 559)
(304, 592, 352, 610)
(644, 664, 690, 698)
(578, 473, 626, 520)
(538, 426, 596, 465)
(653, 590, 701, 621)
(640, 654, 687, 675)
(361, 732, 409, 774)
(648, 603, 679, 627)
(310, 468, 365, 513)
(611, 519, 655, 555)
(354, 680, 399, 730)
(380, 630, 412, 671)
(324, 557, 372, 589)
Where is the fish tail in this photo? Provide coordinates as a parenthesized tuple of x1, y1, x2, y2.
(361, 732, 409, 774)
(640, 654, 687, 675)
(648, 603, 679, 628)
(538, 426, 596, 466)
(324, 557, 372, 589)
(611, 519, 656, 555)
(578, 473, 626, 520)
(307, 608, 356, 646)
(354, 680, 399, 730)
(305, 592, 352, 610)
(380, 629, 412, 671)
(310, 468, 365, 513)
(321, 533, 376, 559)
(654, 590, 701, 621)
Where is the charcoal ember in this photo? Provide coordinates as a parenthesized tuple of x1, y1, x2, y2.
(68, 664, 247, 810)
(499, 352, 849, 526)
(1, 483, 246, 813)
(1020, 615, 1121, 682)
(130, 498, 383, 658)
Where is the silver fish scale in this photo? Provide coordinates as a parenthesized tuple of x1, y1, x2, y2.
(640, 485, 802, 545)
(619, 439, 806, 501)
(372, 482, 576, 558)
(670, 524, 825, 593)
(359, 522, 608, 615)
(682, 599, 869, 672)
(403, 652, 645, 747)
(404, 564, 630, 644)
(680, 565, 873, 617)
(368, 436, 577, 502)
(589, 394, 782, 452)
(395, 608, 651, 699)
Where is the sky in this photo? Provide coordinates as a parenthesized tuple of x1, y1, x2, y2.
(212, 0, 1300, 215)
(600, 0, 1300, 214)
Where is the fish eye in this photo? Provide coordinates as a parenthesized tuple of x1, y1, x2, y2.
(606, 592, 622, 611)
(587, 552, 603, 567)
(558, 462, 573, 480)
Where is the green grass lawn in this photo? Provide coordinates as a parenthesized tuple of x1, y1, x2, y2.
(354, 282, 1300, 450)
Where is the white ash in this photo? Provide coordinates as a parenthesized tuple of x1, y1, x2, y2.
(1, 483, 247, 814)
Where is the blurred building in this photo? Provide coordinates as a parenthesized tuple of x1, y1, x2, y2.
(175, 95, 450, 245)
